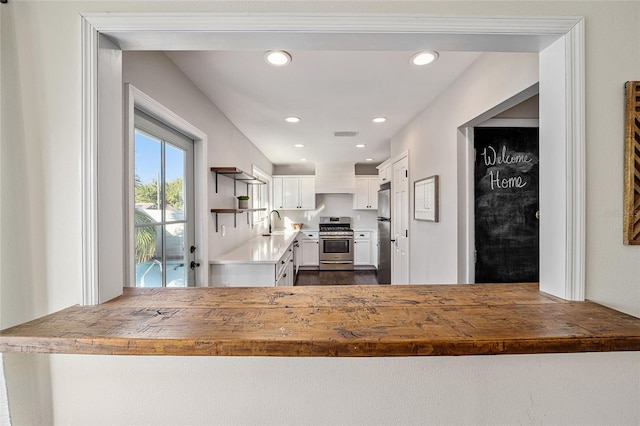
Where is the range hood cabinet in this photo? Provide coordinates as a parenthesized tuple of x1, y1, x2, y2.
(315, 162, 356, 194)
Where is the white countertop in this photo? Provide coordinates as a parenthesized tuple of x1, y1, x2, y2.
(209, 230, 299, 265)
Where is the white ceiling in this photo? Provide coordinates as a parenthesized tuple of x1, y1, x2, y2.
(166, 50, 482, 166)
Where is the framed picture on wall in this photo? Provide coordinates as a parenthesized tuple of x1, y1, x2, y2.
(414, 175, 439, 222)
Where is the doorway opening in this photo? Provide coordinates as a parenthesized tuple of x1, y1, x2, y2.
(133, 109, 196, 287)
(81, 13, 584, 304)
(124, 84, 209, 293)
(473, 126, 539, 283)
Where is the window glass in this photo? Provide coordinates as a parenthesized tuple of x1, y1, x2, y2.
(134, 110, 194, 287)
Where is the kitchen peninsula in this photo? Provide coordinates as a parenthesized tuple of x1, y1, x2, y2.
(210, 231, 299, 287)
(2, 284, 640, 357)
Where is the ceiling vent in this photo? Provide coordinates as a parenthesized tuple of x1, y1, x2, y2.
(334, 131, 359, 137)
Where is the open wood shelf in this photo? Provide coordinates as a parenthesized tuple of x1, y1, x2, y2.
(211, 208, 267, 232)
(210, 167, 267, 231)
(211, 167, 266, 193)
(210, 208, 266, 214)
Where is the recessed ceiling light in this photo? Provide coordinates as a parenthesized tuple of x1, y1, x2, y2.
(372, 117, 387, 123)
(356, 144, 366, 148)
(265, 50, 292, 66)
(285, 116, 301, 123)
(410, 51, 439, 66)
(294, 144, 304, 148)
(366, 158, 374, 162)
(300, 158, 307, 162)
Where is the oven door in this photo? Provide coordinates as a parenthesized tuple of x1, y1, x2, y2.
(319, 235, 354, 270)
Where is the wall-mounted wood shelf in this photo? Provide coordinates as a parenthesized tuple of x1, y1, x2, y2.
(211, 167, 266, 194)
(210, 208, 266, 214)
(211, 208, 267, 232)
(210, 167, 267, 232)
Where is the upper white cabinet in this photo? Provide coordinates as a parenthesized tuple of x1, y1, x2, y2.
(273, 176, 316, 210)
(353, 176, 379, 210)
(377, 160, 392, 186)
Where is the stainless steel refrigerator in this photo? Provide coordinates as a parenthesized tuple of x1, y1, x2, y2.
(377, 182, 392, 284)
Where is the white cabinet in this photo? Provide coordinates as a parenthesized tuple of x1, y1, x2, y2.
(354, 231, 372, 266)
(298, 231, 319, 267)
(293, 236, 300, 276)
(273, 176, 316, 210)
(273, 177, 284, 209)
(353, 176, 379, 210)
(210, 239, 295, 286)
(296, 177, 316, 209)
(276, 248, 294, 287)
(377, 161, 391, 186)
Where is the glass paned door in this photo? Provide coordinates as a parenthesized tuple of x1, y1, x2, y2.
(133, 110, 195, 287)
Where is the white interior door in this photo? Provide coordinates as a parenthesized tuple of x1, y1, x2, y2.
(392, 155, 410, 284)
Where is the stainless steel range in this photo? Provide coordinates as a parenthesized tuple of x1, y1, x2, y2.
(318, 216, 354, 270)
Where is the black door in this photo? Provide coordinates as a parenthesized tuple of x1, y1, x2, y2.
(474, 127, 539, 283)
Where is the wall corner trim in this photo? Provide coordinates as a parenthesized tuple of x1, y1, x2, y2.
(565, 18, 586, 301)
(81, 15, 100, 305)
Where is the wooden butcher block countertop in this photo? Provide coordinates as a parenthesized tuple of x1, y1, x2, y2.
(1, 283, 640, 357)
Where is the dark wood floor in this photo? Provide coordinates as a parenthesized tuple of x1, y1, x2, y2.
(295, 269, 380, 286)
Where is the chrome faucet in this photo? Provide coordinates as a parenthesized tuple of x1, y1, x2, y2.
(268, 210, 281, 234)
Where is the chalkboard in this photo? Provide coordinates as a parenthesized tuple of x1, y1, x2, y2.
(474, 127, 539, 283)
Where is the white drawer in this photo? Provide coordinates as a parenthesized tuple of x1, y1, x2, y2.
(300, 231, 319, 240)
(276, 245, 294, 278)
(354, 231, 371, 240)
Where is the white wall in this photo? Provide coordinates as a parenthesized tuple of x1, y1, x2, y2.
(123, 51, 274, 259)
(392, 52, 539, 284)
(2, 1, 640, 425)
(10, 352, 633, 425)
(385, 0, 640, 319)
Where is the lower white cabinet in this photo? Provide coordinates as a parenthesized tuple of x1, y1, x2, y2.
(299, 231, 319, 267)
(276, 249, 294, 287)
(354, 231, 372, 266)
(293, 237, 300, 276)
(353, 230, 377, 266)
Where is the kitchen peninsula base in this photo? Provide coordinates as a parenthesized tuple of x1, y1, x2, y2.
(209, 231, 298, 287)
